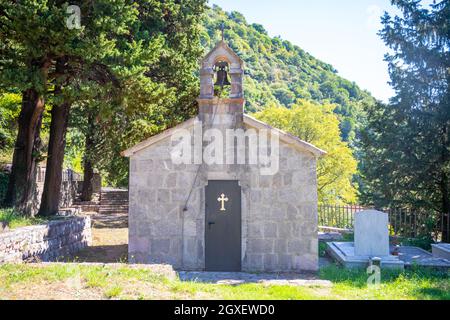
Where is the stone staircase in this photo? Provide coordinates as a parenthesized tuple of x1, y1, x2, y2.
(99, 188, 129, 215)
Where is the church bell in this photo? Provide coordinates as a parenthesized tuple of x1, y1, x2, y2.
(214, 62, 231, 87)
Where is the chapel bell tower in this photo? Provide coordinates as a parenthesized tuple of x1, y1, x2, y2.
(198, 40, 245, 128)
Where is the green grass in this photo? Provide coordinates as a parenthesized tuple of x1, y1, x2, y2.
(318, 232, 353, 257)
(104, 286, 123, 299)
(0, 263, 448, 300)
(0, 208, 50, 229)
(319, 242, 328, 257)
(320, 264, 450, 300)
(342, 233, 354, 242)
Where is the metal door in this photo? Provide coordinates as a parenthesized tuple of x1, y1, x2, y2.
(205, 180, 241, 271)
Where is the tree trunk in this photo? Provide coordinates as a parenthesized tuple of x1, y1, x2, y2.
(81, 158, 94, 202)
(81, 115, 96, 202)
(441, 174, 449, 243)
(440, 123, 450, 242)
(4, 89, 45, 216)
(38, 99, 71, 216)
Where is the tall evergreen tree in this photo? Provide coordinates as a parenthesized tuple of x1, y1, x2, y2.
(361, 0, 449, 241)
(0, 0, 139, 215)
(78, 0, 207, 192)
(1, 0, 207, 214)
(1, 1, 61, 214)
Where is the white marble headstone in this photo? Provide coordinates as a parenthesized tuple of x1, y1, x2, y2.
(354, 210, 390, 257)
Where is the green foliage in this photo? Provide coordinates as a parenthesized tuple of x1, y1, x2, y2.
(0, 207, 49, 229)
(0, 93, 21, 161)
(254, 100, 358, 204)
(360, 0, 450, 221)
(0, 0, 142, 94)
(342, 233, 354, 242)
(1, 2, 376, 192)
(397, 236, 435, 251)
(318, 242, 328, 257)
(0, 0, 167, 198)
(66, 0, 208, 187)
(202, 5, 375, 142)
(0, 1, 208, 188)
(63, 129, 84, 173)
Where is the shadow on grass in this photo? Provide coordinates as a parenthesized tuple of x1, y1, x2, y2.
(319, 264, 450, 299)
(92, 215, 128, 229)
(319, 264, 371, 289)
(414, 287, 449, 300)
(69, 244, 128, 263)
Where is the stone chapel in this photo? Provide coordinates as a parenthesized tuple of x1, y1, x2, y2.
(122, 41, 326, 272)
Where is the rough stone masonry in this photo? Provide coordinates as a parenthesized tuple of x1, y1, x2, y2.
(0, 217, 92, 263)
(123, 41, 325, 272)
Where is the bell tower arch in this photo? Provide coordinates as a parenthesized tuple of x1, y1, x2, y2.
(198, 40, 245, 127)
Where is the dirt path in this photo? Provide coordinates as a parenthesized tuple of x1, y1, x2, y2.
(72, 212, 128, 263)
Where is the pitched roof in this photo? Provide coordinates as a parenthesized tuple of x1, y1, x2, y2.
(243, 115, 327, 157)
(202, 40, 244, 66)
(122, 115, 326, 158)
(121, 117, 196, 157)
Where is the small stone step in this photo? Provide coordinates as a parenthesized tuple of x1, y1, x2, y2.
(100, 203, 129, 207)
(101, 193, 128, 197)
(101, 193, 128, 196)
(77, 205, 100, 213)
(73, 201, 100, 206)
(101, 198, 128, 203)
(101, 197, 128, 201)
(98, 189, 129, 215)
(98, 210, 128, 214)
(100, 201, 128, 204)
(99, 206, 129, 211)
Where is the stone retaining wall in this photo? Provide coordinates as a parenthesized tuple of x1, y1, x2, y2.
(0, 216, 92, 263)
(36, 180, 83, 209)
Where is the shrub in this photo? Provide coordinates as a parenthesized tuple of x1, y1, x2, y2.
(0, 208, 49, 229)
(318, 242, 328, 257)
(398, 236, 434, 251)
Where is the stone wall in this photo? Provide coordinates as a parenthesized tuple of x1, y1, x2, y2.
(128, 127, 199, 268)
(128, 122, 319, 272)
(243, 144, 318, 272)
(0, 216, 92, 263)
(36, 180, 83, 209)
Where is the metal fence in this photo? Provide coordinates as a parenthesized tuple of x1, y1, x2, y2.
(36, 167, 83, 183)
(318, 204, 449, 241)
(318, 205, 364, 229)
(385, 208, 448, 240)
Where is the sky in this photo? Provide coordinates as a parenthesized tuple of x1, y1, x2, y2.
(209, 0, 400, 102)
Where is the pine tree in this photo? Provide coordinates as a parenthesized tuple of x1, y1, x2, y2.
(361, 0, 449, 241)
(77, 0, 207, 193)
(0, 0, 143, 215)
(0, 1, 206, 214)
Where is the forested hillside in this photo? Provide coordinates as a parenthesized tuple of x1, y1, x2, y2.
(201, 5, 375, 142)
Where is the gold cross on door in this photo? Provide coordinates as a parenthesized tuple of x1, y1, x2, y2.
(217, 193, 229, 211)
